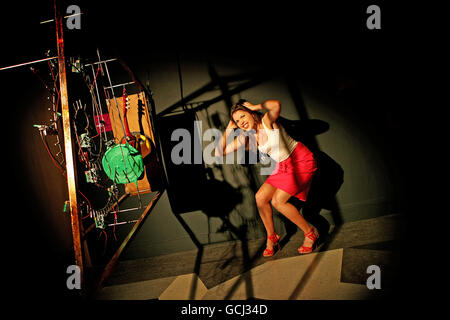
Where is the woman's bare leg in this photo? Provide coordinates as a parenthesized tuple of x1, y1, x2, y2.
(255, 183, 277, 249)
(271, 188, 317, 247)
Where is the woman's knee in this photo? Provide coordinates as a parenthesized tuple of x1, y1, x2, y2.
(255, 190, 270, 208)
(271, 194, 287, 211)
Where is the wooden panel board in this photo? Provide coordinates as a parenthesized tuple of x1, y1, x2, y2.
(106, 92, 154, 144)
(106, 92, 159, 195)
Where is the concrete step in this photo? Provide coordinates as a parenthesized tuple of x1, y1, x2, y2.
(96, 214, 402, 299)
(341, 246, 398, 288)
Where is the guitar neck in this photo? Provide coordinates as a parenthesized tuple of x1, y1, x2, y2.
(123, 88, 133, 139)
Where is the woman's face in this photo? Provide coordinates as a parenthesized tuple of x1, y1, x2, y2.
(232, 110, 256, 131)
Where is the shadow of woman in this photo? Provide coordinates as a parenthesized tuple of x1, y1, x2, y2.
(289, 151, 344, 242)
(199, 178, 243, 219)
(167, 176, 245, 299)
(277, 117, 344, 246)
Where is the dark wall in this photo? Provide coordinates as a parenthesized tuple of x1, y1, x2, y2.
(5, 68, 75, 299)
(2, 0, 414, 299)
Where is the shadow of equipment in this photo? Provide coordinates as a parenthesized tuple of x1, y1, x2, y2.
(138, 138, 165, 192)
(200, 177, 243, 219)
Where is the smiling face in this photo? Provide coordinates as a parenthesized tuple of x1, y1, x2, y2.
(232, 110, 256, 131)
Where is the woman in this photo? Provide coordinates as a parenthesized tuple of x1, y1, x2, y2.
(215, 99, 318, 257)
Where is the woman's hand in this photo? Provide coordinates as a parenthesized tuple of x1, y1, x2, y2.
(242, 101, 262, 111)
(226, 119, 238, 129)
(216, 119, 242, 157)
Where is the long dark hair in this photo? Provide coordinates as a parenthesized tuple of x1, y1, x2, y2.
(230, 99, 261, 125)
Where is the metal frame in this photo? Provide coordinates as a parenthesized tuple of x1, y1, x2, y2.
(54, 0, 85, 287)
(51, 0, 165, 296)
(94, 191, 162, 291)
(0, 56, 57, 71)
(1, 1, 167, 296)
(87, 56, 166, 293)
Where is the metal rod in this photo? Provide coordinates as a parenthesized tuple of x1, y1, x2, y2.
(90, 64, 108, 141)
(111, 206, 142, 214)
(85, 58, 117, 67)
(95, 191, 163, 291)
(107, 219, 138, 227)
(104, 81, 135, 90)
(101, 51, 127, 140)
(54, 0, 84, 289)
(82, 192, 130, 239)
(40, 12, 84, 24)
(0, 56, 57, 71)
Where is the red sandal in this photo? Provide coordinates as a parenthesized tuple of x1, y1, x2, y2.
(263, 233, 281, 257)
(298, 227, 319, 254)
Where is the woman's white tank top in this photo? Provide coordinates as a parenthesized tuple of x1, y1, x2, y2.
(257, 120, 298, 162)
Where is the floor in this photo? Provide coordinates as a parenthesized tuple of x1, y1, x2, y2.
(94, 213, 404, 300)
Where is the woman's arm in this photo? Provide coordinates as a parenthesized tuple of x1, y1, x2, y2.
(214, 120, 246, 157)
(243, 100, 281, 125)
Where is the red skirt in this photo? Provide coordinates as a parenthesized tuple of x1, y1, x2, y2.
(265, 142, 317, 202)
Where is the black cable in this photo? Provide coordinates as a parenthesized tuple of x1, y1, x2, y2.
(176, 51, 187, 111)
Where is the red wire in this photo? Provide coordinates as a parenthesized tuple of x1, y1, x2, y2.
(91, 130, 100, 139)
(48, 61, 60, 96)
(89, 65, 101, 92)
(46, 60, 61, 120)
(113, 211, 118, 241)
(41, 133, 93, 220)
(56, 87, 60, 110)
(41, 133, 66, 178)
(78, 190, 93, 219)
(39, 69, 112, 246)
(75, 131, 91, 169)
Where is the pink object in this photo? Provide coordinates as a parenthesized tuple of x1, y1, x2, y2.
(94, 113, 112, 133)
(265, 142, 317, 202)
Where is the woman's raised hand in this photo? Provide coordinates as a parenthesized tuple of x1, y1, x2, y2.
(226, 119, 238, 129)
(242, 101, 262, 111)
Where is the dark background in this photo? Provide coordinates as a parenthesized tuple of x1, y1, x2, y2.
(1, 0, 421, 305)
